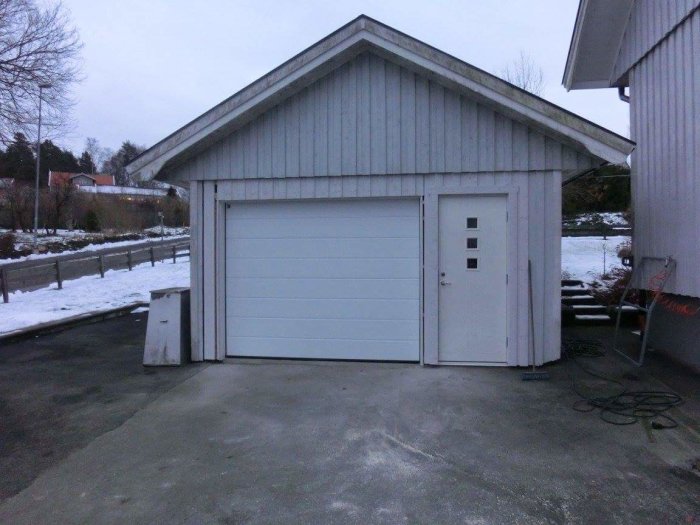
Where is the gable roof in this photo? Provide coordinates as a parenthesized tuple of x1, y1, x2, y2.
(128, 15, 634, 181)
(48, 171, 115, 187)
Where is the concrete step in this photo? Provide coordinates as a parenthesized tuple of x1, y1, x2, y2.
(561, 279, 584, 287)
(562, 288, 588, 297)
(571, 304, 608, 315)
(562, 295, 597, 305)
(574, 314, 613, 325)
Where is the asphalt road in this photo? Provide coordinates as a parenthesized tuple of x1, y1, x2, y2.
(0, 312, 204, 501)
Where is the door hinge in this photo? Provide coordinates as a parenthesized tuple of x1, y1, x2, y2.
(506, 211, 509, 222)
(506, 274, 508, 284)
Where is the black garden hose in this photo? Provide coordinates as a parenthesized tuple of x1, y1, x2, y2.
(562, 337, 683, 428)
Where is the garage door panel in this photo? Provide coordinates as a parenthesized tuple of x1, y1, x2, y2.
(226, 199, 420, 361)
(228, 199, 417, 219)
(229, 257, 418, 279)
(228, 216, 417, 239)
(228, 318, 419, 341)
(230, 237, 418, 259)
(227, 277, 418, 299)
(228, 337, 417, 361)
(228, 298, 418, 320)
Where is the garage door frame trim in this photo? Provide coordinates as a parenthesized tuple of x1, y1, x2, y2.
(217, 196, 423, 362)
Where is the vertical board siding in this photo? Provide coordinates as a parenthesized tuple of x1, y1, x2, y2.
(629, 8, 700, 297)
(612, 0, 699, 83)
(189, 181, 203, 361)
(202, 181, 217, 360)
(169, 52, 598, 182)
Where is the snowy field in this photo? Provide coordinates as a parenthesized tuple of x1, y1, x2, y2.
(562, 235, 630, 283)
(563, 212, 628, 227)
(0, 258, 189, 336)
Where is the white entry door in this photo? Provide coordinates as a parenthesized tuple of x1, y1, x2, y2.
(438, 194, 508, 364)
(226, 199, 420, 361)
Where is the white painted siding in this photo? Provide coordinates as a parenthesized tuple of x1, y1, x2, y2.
(629, 8, 700, 297)
(168, 52, 596, 182)
(612, 0, 699, 83)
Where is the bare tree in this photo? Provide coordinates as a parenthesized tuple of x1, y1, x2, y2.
(84, 137, 108, 171)
(0, 0, 83, 144)
(501, 52, 545, 96)
(4, 181, 34, 231)
(41, 180, 74, 233)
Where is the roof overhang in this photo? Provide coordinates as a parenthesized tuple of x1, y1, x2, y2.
(563, 0, 633, 90)
(128, 15, 635, 181)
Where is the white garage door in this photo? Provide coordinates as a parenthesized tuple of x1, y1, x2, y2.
(225, 199, 420, 361)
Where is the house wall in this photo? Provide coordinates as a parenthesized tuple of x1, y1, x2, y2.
(189, 171, 562, 367)
(624, 7, 700, 368)
(628, 8, 700, 298)
(612, 1, 699, 84)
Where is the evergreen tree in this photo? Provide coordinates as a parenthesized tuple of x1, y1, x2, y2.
(3, 133, 35, 183)
(39, 140, 79, 186)
(78, 151, 96, 174)
(102, 141, 145, 186)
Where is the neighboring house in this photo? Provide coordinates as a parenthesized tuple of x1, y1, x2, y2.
(128, 16, 632, 365)
(48, 171, 116, 188)
(48, 171, 172, 198)
(564, 0, 700, 368)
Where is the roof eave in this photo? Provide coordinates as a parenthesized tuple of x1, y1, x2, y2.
(562, 0, 632, 91)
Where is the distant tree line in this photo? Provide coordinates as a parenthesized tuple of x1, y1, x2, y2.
(0, 134, 183, 234)
(563, 164, 631, 216)
(0, 133, 144, 187)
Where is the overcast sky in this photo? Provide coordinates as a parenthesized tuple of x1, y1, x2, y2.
(60, 0, 629, 155)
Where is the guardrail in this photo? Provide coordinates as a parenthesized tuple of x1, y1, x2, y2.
(0, 237, 190, 303)
(562, 227, 631, 237)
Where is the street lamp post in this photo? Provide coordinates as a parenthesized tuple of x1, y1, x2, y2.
(33, 82, 52, 251)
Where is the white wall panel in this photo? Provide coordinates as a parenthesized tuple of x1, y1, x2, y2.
(629, 9, 700, 297)
(169, 52, 596, 182)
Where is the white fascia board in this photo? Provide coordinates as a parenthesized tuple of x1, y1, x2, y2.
(361, 33, 633, 164)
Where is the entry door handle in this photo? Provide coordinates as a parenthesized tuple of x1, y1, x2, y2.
(440, 280, 452, 286)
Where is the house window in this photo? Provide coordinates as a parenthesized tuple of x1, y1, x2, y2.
(467, 258, 478, 270)
(466, 237, 478, 250)
(466, 217, 478, 229)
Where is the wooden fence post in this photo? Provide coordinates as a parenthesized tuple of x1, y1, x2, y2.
(172, 246, 177, 264)
(1, 267, 8, 303)
(127, 250, 133, 271)
(150, 247, 155, 267)
(55, 259, 63, 290)
(98, 254, 105, 278)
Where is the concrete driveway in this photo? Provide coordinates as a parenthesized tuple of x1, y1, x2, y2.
(0, 320, 698, 524)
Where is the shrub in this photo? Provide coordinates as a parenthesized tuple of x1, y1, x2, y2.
(84, 210, 100, 232)
(589, 266, 636, 306)
(0, 232, 16, 258)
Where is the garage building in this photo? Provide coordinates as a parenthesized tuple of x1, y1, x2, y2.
(127, 16, 633, 366)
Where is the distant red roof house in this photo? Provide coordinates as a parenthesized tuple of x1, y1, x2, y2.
(48, 171, 115, 188)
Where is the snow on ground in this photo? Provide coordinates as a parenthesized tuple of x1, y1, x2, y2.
(564, 212, 628, 227)
(0, 258, 190, 335)
(0, 227, 189, 264)
(562, 235, 630, 283)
